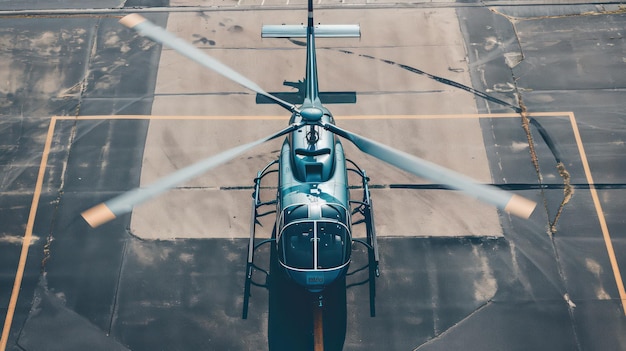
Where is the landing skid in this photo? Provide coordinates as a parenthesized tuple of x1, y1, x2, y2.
(243, 160, 278, 319)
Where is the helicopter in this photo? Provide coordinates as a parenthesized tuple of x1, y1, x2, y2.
(80, 1, 537, 347)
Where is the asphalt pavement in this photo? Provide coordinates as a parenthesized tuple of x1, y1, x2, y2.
(1, 1, 625, 351)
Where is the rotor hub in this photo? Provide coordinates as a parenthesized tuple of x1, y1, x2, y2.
(300, 107, 324, 122)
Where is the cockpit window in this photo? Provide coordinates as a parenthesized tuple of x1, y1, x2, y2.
(284, 205, 309, 223)
(317, 222, 347, 268)
(281, 222, 314, 269)
(320, 204, 346, 223)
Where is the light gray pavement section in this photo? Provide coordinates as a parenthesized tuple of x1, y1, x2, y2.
(130, 8, 505, 239)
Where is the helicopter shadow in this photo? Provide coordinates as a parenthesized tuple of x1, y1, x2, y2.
(249, 225, 347, 351)
(256, 78, 357, 105)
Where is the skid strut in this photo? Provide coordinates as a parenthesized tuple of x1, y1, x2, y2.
(243, 160, 279, 319)
(347, 159, 380, 317)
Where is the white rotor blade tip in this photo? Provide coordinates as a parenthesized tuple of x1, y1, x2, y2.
(81, 203, 117, 228)
(504, 194, 537, 219)
(119, 13, 146, 28)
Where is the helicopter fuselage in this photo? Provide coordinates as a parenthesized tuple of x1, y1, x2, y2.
(275, 108, 352, 292)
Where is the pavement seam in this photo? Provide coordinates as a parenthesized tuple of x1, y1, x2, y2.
(107, 239, 128, 336)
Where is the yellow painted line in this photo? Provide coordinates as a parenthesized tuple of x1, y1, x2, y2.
(568, 112, 626, 315)
(52, 112, 574, 121)
(335, 113, 522, 119)
(335, 112, 574, 119)
(54, 115, 289, 121)
(1, 117, 57, 351)
(2, 111, 624, 349)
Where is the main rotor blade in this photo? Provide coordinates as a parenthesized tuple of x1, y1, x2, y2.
(119, 14, 298, 113)
(324, 123, 536, 218)
(82, 123, 303, 228)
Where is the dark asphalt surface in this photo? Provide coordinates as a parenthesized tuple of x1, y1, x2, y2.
(1, 1, 626, 351)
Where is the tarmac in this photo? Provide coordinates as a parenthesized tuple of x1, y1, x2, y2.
(1, 1, 625, 350)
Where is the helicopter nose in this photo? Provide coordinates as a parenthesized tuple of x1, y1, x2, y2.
(285, 268, 344, 292)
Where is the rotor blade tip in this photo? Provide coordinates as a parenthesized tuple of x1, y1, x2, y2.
(505, 194, 537, 219)
(119, 13, 146, 28)
(81, 203, 117, 228)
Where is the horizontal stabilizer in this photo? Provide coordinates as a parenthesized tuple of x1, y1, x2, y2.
(262, 24, 361, 38)
(256, 92, 357, 105)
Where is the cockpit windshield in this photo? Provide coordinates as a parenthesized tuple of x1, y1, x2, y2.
(279, 219, 350, 270)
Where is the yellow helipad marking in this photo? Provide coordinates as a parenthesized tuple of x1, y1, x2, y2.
(566, 111, 626, 315)
(1, 118, 57, 350)
(2, 111, 624, 349)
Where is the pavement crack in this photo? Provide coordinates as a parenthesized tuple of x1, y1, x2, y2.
(74, 18, 100, 117)
(40, 227, 53, 270)
(524, 118, 575, 234)
(518, 99, 550, 214)
(550, 162, 574, 234)
(495, 10, 576, 233)
(40, 189, 63, 274)
(505, 16, 583, 351)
